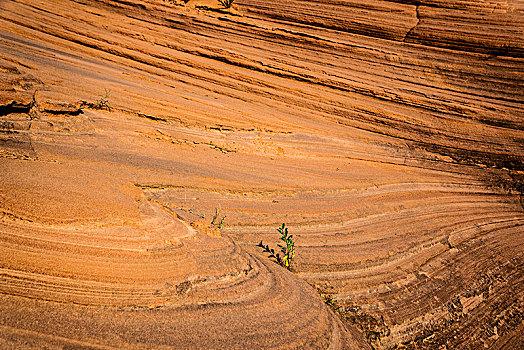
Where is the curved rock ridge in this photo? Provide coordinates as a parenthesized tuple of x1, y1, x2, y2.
(0, 112, 364, 348)
(0, 0, 523, 348)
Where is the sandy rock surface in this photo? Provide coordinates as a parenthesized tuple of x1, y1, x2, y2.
(0, 0, 523, 348)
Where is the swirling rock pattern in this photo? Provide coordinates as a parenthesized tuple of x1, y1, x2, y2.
(0, 0, 522, 348)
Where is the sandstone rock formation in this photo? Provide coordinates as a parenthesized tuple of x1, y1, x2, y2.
(1, 0, 522, 348)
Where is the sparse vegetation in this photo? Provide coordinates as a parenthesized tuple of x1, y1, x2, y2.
(211, 206, 226, 230)
(94, 89, 111, 110)
(320, 292, 337, 309)
(218, 0, 234, 9)
(314, 287, 390, 348)
(257, 223, 295, 270)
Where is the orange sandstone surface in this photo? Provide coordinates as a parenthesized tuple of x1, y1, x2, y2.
(0, 0, 523, 348)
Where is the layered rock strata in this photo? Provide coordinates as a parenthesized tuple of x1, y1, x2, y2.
(0, 0, 522, 348)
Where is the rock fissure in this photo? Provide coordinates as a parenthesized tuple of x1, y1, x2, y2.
(403, 4, 421, 43)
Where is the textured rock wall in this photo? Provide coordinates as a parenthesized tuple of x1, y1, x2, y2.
(0, 0, 522, 348)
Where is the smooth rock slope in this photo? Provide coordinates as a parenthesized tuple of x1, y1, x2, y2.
(1, 0, 523, 348)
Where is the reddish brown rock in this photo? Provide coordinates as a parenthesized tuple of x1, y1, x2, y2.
(0, 0, 522, 348)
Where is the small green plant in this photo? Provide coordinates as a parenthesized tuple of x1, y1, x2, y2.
(320, 293, 337, 309)
(257, 223, 295, 269)
(218, 216, 226, 229)
(218, 0, 234, 9)
(211, 206, 226, 229)
(94, 89, 111, 110)
(312, 284, 339, 310)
